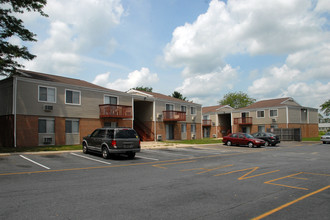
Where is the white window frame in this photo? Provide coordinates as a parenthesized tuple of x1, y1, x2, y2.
(256, 110, 265, 118)
(65, 89, 81, 105)
(104, 95, 118, 105)
(203, 115, 210, 120)
(191, 124, 196, 133)
(165, 103, 174, 111)
(190, 106, 197, 115)
(65, 119, 80, 134)
(38, 86, 56, 103)
(241, 112, 249, 117)
(181, 105, 187, 115)
(181, 123, 187, 133)
(38, 118, 55, 134)
(270, 109, 278, 118)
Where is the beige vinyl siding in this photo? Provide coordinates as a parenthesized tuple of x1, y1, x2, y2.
(287, 108, 301, 123)
(308, 109, 318, 124)
(15, 78, 132, 119)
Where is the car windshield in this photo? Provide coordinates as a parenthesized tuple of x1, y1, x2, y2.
(245, 133, 254, 138)
(115, 129, 138, 138)
(325, 132, 330, 135)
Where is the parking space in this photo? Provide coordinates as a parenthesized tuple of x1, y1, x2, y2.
(0, 142, 329, 219)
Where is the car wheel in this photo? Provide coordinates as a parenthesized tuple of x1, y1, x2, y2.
(271, 143, 277, 146)
(82, 142, 88, 154)
(264, 141, 269, 147)
(102, 147, 110, 159)
(323, 141, 326, 144)
(227, 141, 232, 146)
(248, 142, 254, 148)
(127, 152, 136, 159)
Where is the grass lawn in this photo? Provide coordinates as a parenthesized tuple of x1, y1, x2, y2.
(302, 137, 321, 142)
(0, 145, 82, 153)
(163, 138, 224, 145)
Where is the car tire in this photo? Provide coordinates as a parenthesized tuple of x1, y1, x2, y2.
(102, 146, 110, 159)
(127, 152, 136, 159)
(248, 142, 254, 148)
(323, 141, 326, 144)
(83, 142, 88, 154)
(264, 141, 269, 147)
(226, 141, 232, 146)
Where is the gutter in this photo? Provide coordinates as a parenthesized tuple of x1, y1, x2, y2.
(13, 76, 17, 147)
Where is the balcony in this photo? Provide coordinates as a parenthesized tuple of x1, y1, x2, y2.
(202, 120, 212, 126)
(163, 111, 186, 121)
(99, 104, 132, 118)
(234, 117, 252, 125)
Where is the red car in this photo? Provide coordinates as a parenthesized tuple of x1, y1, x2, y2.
(223, 133, 265, 148)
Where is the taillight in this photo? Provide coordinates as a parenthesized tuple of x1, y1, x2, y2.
(270, 136, 275, 140)
(111, 140, 117, 147)
(139, 140, 141, 146)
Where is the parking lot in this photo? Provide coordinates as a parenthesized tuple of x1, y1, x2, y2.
(1, 142, 329, 219)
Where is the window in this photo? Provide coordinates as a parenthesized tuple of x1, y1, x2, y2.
(181, 124, 187, 133)
(65, 119, 79, 134)
(104, 95, 117, 105)
(270, 109, 278, 117)
(257, 110, 265, 118)
(258, 125, 265, 132)
(39, 86, 56, 103)
(38, 118, 55, 134)
(166, 104, 174, 111)
(65, 89, 80, 105)
(191, 124, 196, 133)
(203, 115, 210, 120)
(242, 112, 249, 117)
(191, 107, 196, 115)
(181, 106, 187, 113)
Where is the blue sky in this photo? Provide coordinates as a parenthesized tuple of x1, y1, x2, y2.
(11, 0, 330, 109)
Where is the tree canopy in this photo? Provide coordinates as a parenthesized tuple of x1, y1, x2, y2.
(320, 99, 330, 116)
(171, 91, 187, 101)
(0, 0, 48, 76)
(132, 86, 153, 92)
(219, 91, 256, 109)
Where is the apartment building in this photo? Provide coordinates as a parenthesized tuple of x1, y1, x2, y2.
(128, 90, 202, 141)
(202, 105, 234, 138)
(0, 70, 202, 147)
(231, 97, 319, 138)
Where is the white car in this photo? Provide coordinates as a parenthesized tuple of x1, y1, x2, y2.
(321, 132, 330, 144)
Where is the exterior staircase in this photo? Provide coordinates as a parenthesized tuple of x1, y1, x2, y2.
(134, 119, 154, 141)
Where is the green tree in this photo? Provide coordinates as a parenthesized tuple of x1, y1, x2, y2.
(320, 99, 330, 116)
(0, 0, 48, 76)
(219, 91, 255, 109)
(171, 91, 187, 101)
(132, 86, 153, 92)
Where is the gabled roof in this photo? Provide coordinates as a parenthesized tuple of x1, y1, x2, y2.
(127, 89, 200, 106)
(238, 97, 301, 110)
(15, 69, 122, 93)
(202, 105, 233, 114)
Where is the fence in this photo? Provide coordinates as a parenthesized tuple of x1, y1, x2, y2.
(267, 128, 301, 141)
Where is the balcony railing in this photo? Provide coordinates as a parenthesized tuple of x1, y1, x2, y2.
(99, 104, 132, 118)
(163, 111, 186, 121)
(202, 120, 212, 126)
(234, 117, 252, 125)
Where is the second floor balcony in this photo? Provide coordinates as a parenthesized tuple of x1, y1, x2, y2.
(234, 117, 253, 125)
(202, 120, 212, 126)
(163, 111, 186, 121)
(99, 104, 132, 118)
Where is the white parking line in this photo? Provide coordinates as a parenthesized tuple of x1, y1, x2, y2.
(136, 156, 159, 161)
(143, 149, 192, 157)
(70, 153, 112, 165)
(19, 155, 50, 170)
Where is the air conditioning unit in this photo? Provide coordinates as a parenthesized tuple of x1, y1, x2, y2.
(191, 134, 196, 139)
(43, 105, 53, 112)
(212, 134, 216, 138)
(272, 118, 277, 123)
(157, 113, 162, 119)
(192, 116, 196, 121)
(43, 137, 52, 144)
(212, 122, 215, 126)
(157, 134, 162, 141)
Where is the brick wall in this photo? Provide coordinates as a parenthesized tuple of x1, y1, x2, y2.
(16, 115, 39, 147)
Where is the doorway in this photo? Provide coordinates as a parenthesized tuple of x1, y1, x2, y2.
(166, 124, 175, 140)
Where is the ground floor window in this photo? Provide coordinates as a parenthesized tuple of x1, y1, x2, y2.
(191, 124, 196, 133)
(38, 118, 55, 134)
(181, 124, 187, 133)
(258, 125, 265, 132)
(65, 119, 79, 133)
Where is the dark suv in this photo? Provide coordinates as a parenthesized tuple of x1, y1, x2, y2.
(82, 128, 140, 159)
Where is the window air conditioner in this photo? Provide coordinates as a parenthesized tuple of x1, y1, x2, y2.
(157, 113, 162, 119)
(272, 118, 277, 123)
(157, 134, 162, 141)
(192, 116, 196, 121)
(191, 134, 196, 139)
(43, 105, 53, 112)
(43, 137, 52, 144)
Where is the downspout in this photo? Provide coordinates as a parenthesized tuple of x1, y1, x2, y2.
(131, 98, 134, 128)
(13, 76, 17, 148)
(153, 100, 157, 142)
(286, 107, 289, 128)
(200, 107, 202, 139)
(216, 113, 218, 138)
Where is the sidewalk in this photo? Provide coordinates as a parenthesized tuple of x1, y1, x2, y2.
(141, 141, 192, 149)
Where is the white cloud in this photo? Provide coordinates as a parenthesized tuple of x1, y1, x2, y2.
(164, 0, 330, 107)
(24, 0, 124, 74)
(93, 68, 159, 92)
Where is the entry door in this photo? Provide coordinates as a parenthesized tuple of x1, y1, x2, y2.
(166, 124, 174, 140)
(203, 127, 210, 138)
